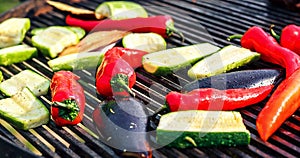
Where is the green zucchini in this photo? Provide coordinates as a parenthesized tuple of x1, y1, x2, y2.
(0, 44, 37, 66)
(0, 70, 50, 97)
(156, 110, 250, 148)
(31, 26, 86, 40)
(0, 87, 49, 130)
(188, 45, 260, 79)
(31, 26, 80, 58)
(0, 18, 30, 48)
(47, 51, 105, 71)
(142, 43, 220, 76)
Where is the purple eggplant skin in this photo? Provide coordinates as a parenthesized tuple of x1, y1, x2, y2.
(92, 97, 152, 158)
(182, 69, 283, 93)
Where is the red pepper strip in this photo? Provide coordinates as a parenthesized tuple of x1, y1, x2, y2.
(256, 68, 300, 141)
(65, 15, 184, 39)
(50, 71, 86, 126)
(113, 47, 148, 69)
(165, 85, 273, 112)
(271, 24, 300, 55)
(96, 47, 138, 97)
(228, 26, 300, 77)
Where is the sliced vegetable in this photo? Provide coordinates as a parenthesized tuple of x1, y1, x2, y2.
(142, 43, 220, 76)
(31, 26, 86, 40)
(95, 1, 148, 20)
(31, 26, 80, 58)
(228, 26, 300, 78)
(188, 45, 260, 79)
(0, 87, 49, 130)
(122, 32, 167, 53)
(0, 70, 50, 97)
(256, 68, 300, 141)
(93, 97, 151, 157)
(0, 44, 37, 66)
(182, 69, 283, 92)
(66, 15, 183, 39)
(166, 85, 273, 112)
(48, 51, 105, 71)
(156, 110, 250, 148)
(50, 71, 85, 126)
(0, 18, 30, 48)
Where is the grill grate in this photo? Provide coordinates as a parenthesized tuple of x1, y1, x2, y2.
(0, 0, 299, 157)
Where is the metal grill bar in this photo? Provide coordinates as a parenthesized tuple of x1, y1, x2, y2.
(0, 0, 299, 158)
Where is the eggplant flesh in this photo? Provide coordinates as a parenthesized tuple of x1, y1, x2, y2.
(182, 69, 283, 92)
(92, 97, 152, 158)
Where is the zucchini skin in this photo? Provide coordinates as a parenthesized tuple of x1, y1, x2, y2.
(182, 69, 283, 92)
(157, 131, 250, 148)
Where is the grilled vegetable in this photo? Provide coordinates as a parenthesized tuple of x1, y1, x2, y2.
(188, 45, 260, 79)
(142, 43, 220, 76)
(47, 51, 105, 71)
(182, 69, 283, 92)
(0, 18, 30, 48)
(50, 71, 86, 126)
(96, 47, 148, 97)
(271, 24, 300, 55)
(92, 97, 152, 158)
(0, 87, 49, 130)
(0, 70, 50, 97)
(31, 26, 81, 58)
(31, 26, 86, 40)
(95, 1, 148, 20)
(228, 26, 300, 77)
(166, 85, 273, 112)
(156, 110, 250, 148)
(122, 32, 167, 53)
(66, 15, 183, 39)
(257, 68, 300, 141)
(0, 44, 37, 66)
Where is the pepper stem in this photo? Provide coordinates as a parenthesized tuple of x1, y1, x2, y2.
(111, 73, 135, 97)
(270, 24, 281, 42)
(166, 20, 185, 42)
(227, 34, 243, 41)
(53, 99, 80, 121)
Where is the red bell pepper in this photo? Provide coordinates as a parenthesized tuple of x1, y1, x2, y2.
(271, 24, 300, 55)
(65, 15, 184, 39)
(50, 71, 86, 126)
(256, 68, 300, 141)
(165, 85, 273, 112)
(228, 26, 300, 77)
(96, 47, 146, 97)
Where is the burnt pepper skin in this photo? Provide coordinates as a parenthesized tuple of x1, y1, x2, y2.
(257, 68, 300, 141)
(50, 71, 86, 126)
(166, 85, 273, 112)
(229, 26, 300, 77)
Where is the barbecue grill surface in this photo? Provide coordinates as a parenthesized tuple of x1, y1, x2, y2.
(0, 0, 299, 157)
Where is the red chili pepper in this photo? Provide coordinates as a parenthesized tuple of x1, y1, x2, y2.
(256, 68, 300, 141)
(95, 47, 143, 97)
(65, 15, 184, 39)
(228, 26, 300, 77)
(165, 85, 273, 112)
(50, 71, 86, 126)
(271, 24, 300, 55)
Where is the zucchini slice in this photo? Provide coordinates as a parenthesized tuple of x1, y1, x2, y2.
(0, 44, 37, 66)
(0, 70, 50, 97)
(0, 87, 49, 130)
(31, 26, 80, 58)
(142, 43, 220, 76)
(156, 110, 251, 148)
(0, 18, 30, 48)
(188, 45, 260, 79)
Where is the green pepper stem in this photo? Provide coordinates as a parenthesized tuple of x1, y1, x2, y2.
(227, 34, 243, 41)
(166, 20, 185, 42)
(53, 100, 80, 121)
(111, 74, 135, 97)
(270, 24, 281, 42)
